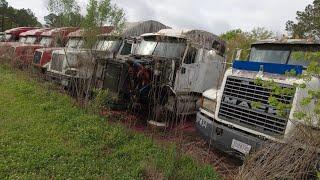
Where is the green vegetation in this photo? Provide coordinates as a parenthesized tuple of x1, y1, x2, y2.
(286, 0, 320, 39)
(0, 64, 219, 179)
(0, 0, 41, 31)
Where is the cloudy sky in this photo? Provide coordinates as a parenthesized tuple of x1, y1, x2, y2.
(6, 0, 313, 35)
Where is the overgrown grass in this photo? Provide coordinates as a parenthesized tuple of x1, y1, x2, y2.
(0, 64, 219, 179)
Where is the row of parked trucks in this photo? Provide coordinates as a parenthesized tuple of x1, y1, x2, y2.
(1, 22, 319, 160)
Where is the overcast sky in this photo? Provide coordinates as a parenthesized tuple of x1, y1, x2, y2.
(6, 0, 313, 35)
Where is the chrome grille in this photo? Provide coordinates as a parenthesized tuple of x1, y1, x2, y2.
(218, 76, 294, 136)
(50, 54, 64, 72)
(33, 51, 42, 64)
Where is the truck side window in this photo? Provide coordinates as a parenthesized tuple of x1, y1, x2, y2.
(184, 47, 197, 64)
(120, 42, 132, 55)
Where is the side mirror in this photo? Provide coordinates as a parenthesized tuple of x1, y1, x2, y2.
(233, 48, 243, 60)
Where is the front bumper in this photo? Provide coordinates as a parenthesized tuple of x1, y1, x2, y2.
(196, 112, 264, 159)
(46, 71, 73, 87)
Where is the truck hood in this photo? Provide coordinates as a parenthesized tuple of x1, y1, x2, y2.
(228, 68, 305, 85)
(203, 89, 219, 100)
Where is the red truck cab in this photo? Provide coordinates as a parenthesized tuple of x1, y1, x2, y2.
(11, 28, 51, 66)
(32, 27, 79, 70)
(0, 27, 38, 56)
(3, 27, 38, 42)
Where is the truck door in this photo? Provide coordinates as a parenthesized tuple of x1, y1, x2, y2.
(174, 46, 199, 92)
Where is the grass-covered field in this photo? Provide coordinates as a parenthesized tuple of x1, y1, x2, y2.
(0, 64, 219, 179)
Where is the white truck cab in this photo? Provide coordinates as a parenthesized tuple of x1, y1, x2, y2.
(196, 39, 320, 158)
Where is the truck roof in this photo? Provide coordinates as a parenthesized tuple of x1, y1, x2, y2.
(41, 27, 79, 37)
(142, 29, 225, 50)
(20, 28, 51, 37)
(99, 20, 168, 39)
(252, 39, 320, 45)
(68, 26, 114, 38)
(4, 27, 38, 34)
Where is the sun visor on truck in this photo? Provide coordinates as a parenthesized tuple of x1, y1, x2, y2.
(232, 60, 303, 75)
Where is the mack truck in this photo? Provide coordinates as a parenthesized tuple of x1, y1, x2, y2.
(196, 39, 320, 159)
(107, 29, 226, 126)
(32, 27, 79, 71)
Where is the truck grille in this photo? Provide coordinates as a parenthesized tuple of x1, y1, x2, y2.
(218, 76, 294, 136)
(50, 54, 64, 72)
(33, 51, 42, 64)
(103, 62, 123, 92)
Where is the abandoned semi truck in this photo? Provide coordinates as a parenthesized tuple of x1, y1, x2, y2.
(97, 20, 169, 92)
(32, 27, 79, 70)
(109, 29, 226, 126)
(47, 21, 168, 93)
(10, 28, 52, 66)
(196, 39, 320, 158)
(2, 27, 37, 42)
(0, 27, 38, 56)
(46, 27, 114, 86)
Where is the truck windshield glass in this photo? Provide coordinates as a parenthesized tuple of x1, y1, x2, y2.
(25, 36, 37, 44)
(66, 38, 84, 49)
(249, 45, 320, 67)
(288, 51, 320, 67)
(5, 34, 12, 41)
(19, 37, 26, 43)
(249, 47, 289, 64)
(95, 40, 122, 52)
(136, 39, 186, 59)
(40, 37, 53, 46)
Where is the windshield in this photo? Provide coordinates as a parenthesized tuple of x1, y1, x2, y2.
(5, 34, 12, 41)
(249, 46, 320, 67)
(66, 38, 84, 49)
(249, 47, 290, 64)
(25, 36, 37, 44)
(19, 37, 26, 43)
(95, 40, 122, 52)
(39, 37, 53, 46)
(136, 39, 186, 59)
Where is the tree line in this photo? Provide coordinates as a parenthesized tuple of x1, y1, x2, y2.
(0, 0, 41, 31)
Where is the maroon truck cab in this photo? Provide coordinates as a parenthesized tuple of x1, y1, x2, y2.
(32, 27, 79, 70)
(0, 27, 38, 56)
(11, 28, 51, 66)
(3, 27, 38, 42)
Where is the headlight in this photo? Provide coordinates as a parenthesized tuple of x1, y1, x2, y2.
(202, 98, 216, 112)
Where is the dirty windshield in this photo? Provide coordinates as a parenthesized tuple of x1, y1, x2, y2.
(95, 40, 122, 52)
(5, 34, 12, 41)
(25, 36, 37, 44)
(250, 45, 320, 67)
(136, 36, 186, 59)
(19, 37, 26, 43)
(40, 37, 53, 46)
(66, 38, 84, 49)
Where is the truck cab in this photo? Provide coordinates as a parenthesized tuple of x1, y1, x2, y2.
(46, 27, 114, 86)
(97, 20, 168, 95)
(32, 27, 79, 70)
(10, 28, 51, 66)
(196, 39, 320, 159)
(116, 29, 226, 126)
(0, 27, 38, 57)
(2, 27, 37, 42)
